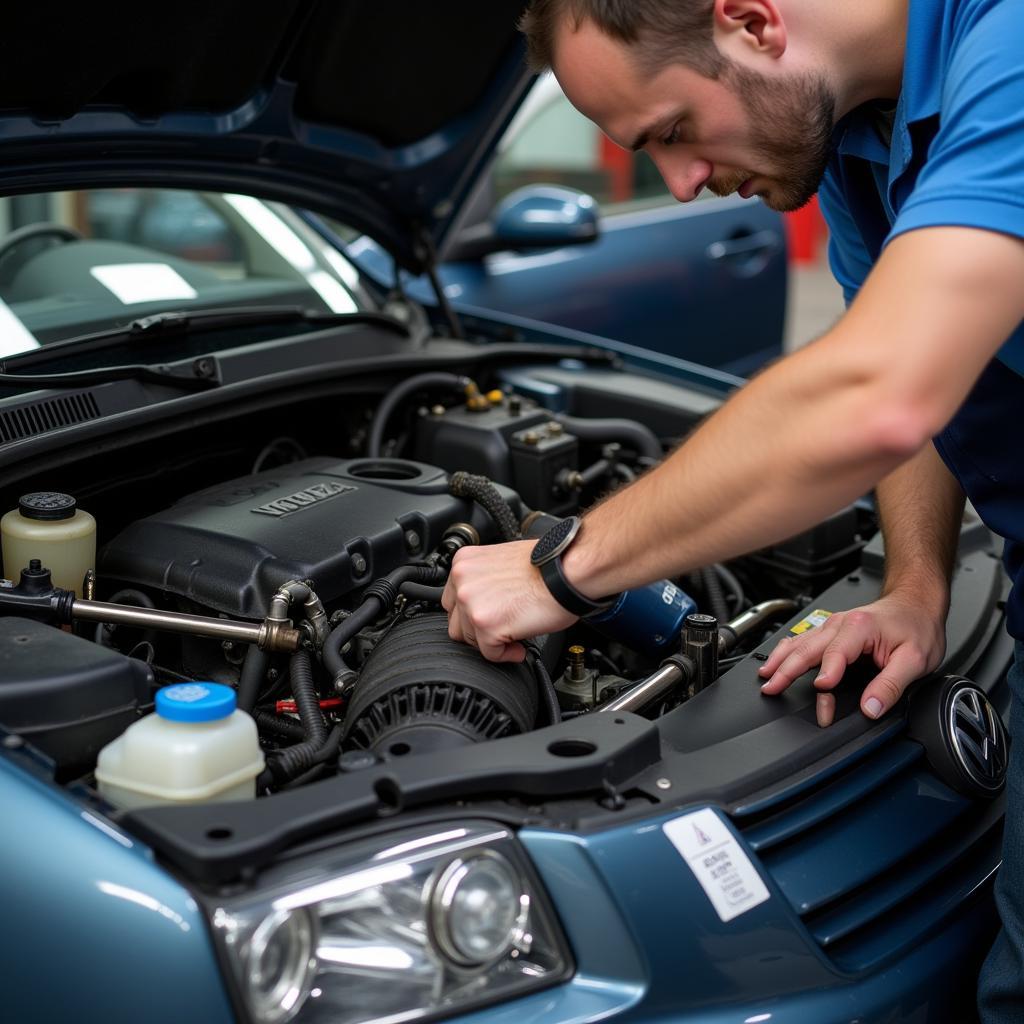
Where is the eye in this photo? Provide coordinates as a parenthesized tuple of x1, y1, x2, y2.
(660, 123, 682, 147)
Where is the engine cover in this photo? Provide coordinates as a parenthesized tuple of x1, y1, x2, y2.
(101, 458, 473, 618)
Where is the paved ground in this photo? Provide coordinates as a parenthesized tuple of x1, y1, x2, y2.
(784, 258, 845, 352)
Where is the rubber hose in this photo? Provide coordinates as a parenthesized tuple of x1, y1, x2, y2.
(290, 650, 327, 748)
(553, 414, 662, 461)
(701, 566, 729, 623)
(252, 709, 308, 742)
(260, 723, 344, 790)
(322, 563, 448, 679)
(237, 646, 271, 713)
(449, 471, 520, 541)
(400, 582, 446, 604)
(525, 643, 561, 727)
(367, 372, 468, 457)
(281, 725, 345, 789)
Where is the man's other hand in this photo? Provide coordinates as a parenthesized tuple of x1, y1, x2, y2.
(442, 541, 578, 662)
(757, 592, 946, 724)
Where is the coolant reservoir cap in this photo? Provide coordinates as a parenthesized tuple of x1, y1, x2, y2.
(19, 492, 76, 521)
(156, 682, 236, 722)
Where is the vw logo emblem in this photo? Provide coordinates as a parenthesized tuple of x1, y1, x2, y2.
(945, 683, 1008, 793)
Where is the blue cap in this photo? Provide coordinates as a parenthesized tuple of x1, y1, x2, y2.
(155, 682, 236, 722)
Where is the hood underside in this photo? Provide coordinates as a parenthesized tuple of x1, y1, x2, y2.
(0, 1, 533, 269)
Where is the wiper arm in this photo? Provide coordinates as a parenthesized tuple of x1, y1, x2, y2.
(4, 306, 411, 368)
(0, 361, 221, 393)
(0, 306, 414, 391)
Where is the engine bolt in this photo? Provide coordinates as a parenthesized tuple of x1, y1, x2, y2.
(656, 777, 672, 790)
(431, 404, 446, 417)
(405, 530, 422, 552)
(352, 553, 368, 576)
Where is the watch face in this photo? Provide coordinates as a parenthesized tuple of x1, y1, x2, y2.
(530, 516, 580, 566)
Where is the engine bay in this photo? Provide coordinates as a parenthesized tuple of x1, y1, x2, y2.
(0, 371, 875, 810)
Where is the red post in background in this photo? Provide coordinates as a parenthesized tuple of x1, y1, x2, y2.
(599, 134, 634, 203)
(784, 194, 827, 264)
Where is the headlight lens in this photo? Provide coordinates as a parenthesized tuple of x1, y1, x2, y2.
(431, 852, 527, 967)
(211, 823, 571, 1024)
(246, 909, 316, 1024)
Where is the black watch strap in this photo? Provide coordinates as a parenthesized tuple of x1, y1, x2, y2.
(538, 554, 614, 618)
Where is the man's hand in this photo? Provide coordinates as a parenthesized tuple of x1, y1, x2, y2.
(757, 592, 946, 723)
(442, 541, 578, 662)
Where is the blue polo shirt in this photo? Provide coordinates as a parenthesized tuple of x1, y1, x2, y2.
(818, 0, 1024, 638)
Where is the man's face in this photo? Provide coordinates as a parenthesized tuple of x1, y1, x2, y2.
(552, 18, 835, 212)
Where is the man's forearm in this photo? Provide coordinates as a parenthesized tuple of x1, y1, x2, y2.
(876, 442, 965, 618)
(561, 227, 1024, 600)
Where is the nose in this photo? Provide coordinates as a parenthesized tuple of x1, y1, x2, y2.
(652, 152, 713, 203)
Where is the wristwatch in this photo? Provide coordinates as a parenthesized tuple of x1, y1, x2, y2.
(530, 516, 615, 617)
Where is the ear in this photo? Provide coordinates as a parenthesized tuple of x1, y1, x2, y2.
(713, 0, 787, 60)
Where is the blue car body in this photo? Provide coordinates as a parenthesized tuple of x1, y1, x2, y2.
(0, 5, 1008, 1024)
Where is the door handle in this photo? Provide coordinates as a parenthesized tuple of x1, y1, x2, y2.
(705, 230, 780, 262)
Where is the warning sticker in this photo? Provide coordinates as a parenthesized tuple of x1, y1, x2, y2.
(789, 608, 833, 636)
(663, 809, 770, 923)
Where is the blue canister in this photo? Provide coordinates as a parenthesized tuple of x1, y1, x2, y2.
(587, 580, 697, 657)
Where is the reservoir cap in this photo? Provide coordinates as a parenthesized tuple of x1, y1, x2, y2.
(19, 492, 76, 521)
(156, 682, 236, 722)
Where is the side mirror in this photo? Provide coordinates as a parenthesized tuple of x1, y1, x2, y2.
(445, 185, 600, 262)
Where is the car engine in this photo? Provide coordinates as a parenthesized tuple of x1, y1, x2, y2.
(0, 377, 871, 801)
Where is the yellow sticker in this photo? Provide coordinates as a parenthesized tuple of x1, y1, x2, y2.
(790, 609, 833, 635)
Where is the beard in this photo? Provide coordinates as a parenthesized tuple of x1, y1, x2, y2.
(706, 66, 836, 213)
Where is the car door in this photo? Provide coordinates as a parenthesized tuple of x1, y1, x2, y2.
(437, 74, 787, 378)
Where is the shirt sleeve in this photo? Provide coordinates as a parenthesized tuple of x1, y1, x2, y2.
(890, 0, 1024, 244)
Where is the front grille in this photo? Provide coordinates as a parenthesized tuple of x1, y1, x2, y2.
(733, 736, 1003, 973)
(0, 391, 100, 444)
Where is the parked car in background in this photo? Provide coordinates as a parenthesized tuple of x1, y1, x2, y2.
(0, 5, 1008, 1024)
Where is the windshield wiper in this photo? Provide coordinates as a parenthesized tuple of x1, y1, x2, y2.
(1, 306, 412, 372)
(0, 361, 221, 393)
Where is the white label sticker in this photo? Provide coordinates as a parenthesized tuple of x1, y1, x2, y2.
(663, 808, 770, 922)
(90, 263, 198, 305)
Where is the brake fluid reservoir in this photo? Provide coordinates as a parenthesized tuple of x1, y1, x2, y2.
(1, 492, 96, 595)
(95, 683, 264, 811)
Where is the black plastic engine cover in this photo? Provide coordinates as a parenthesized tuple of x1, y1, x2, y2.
(100, 458, 473, 618)
(0, 617, 153, 773)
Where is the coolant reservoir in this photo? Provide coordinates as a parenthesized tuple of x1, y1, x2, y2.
(1, 492, 96, 595)
(95, 683, 264, 811)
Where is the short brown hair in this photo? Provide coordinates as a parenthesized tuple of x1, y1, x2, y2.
(519, 0, 725, 79)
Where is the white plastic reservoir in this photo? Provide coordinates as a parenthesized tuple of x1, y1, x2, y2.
(1, 491, 96, 595)
(96, 682, 265, 811)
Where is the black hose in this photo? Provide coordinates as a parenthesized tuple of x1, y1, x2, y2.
(449, 471, 520, 541)
(553, 414, 662, 461)
(237, 646, 271, 713)
(252, 709, 308, 742)
(280, 725, 346, 789)
(322, 563, 449, 680)
(525, 643, 561, 727)
(400, 582, 446, 604)
(701, 566, 730, 623)
(290, 650, 327, 748)
(367, 372, 469, 457)
(255, 652, 329, 789)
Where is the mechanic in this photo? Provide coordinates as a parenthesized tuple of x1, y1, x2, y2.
(444, 0, 1024, 1015)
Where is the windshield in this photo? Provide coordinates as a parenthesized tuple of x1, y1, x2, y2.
(0, 189, 365, 358)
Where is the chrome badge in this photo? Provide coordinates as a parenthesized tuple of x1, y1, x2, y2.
(945, 684, 1008, 794)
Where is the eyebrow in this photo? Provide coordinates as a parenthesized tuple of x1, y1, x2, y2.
(628, 114, 678, 152)
(629, 123, 659, 152)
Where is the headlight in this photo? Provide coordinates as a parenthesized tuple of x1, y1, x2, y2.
(211, 823, 571, 1024)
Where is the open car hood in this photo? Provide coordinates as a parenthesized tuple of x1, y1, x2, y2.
(0, 2, 533, 271)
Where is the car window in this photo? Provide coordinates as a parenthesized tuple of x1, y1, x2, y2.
(494, 73, 693, 215)
(0, 189, 362, 356)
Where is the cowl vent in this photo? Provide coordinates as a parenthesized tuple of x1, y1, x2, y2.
(0, 391, 100, 444)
